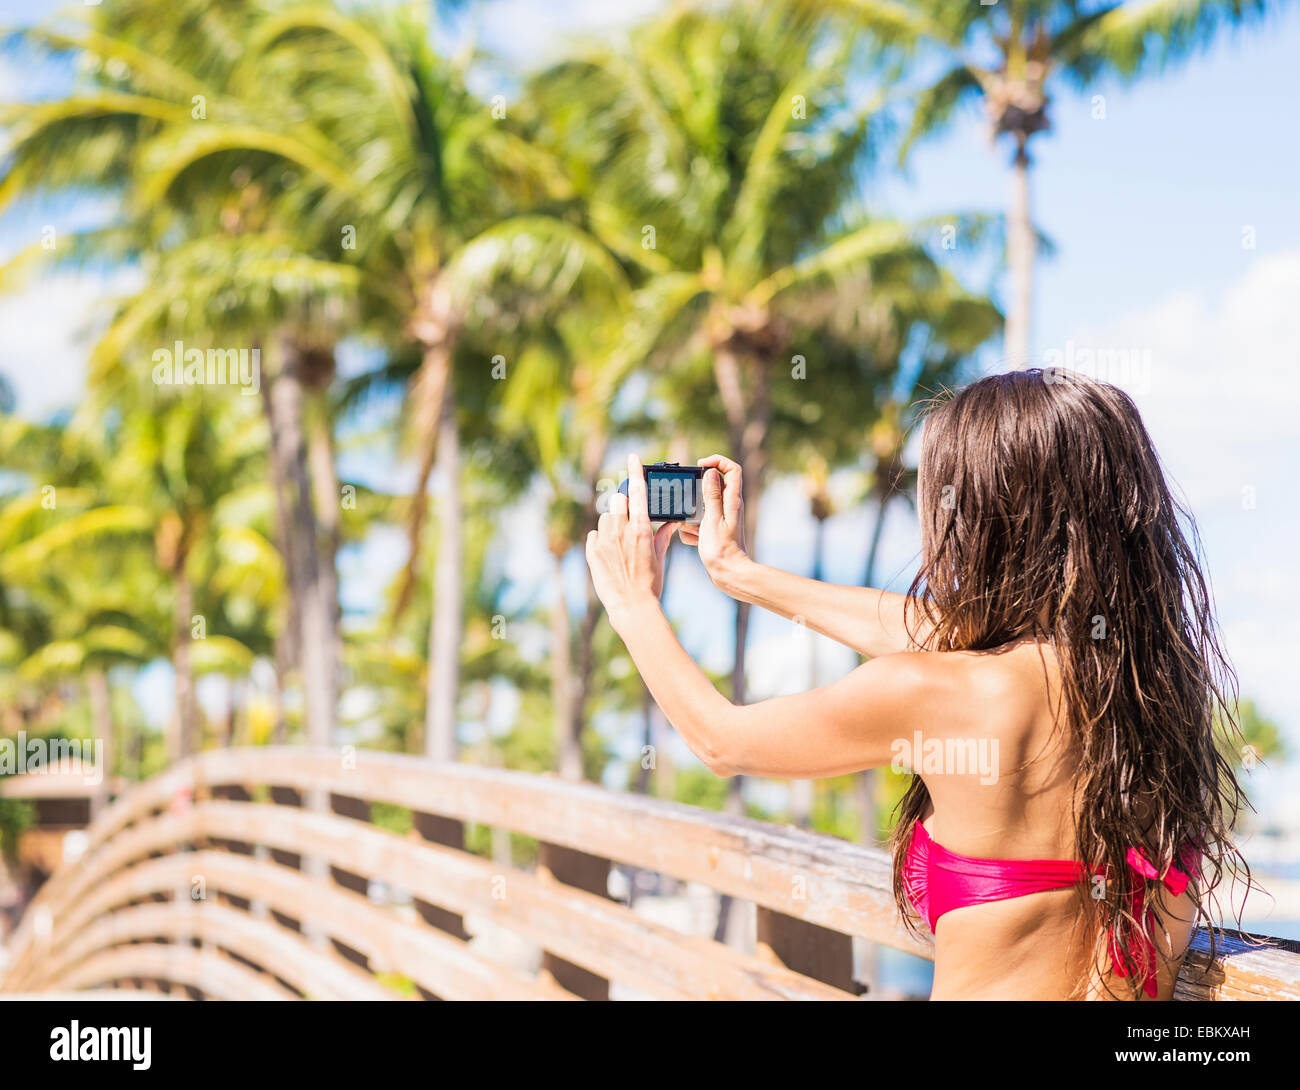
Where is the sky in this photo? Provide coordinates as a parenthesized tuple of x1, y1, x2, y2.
(475, 0, 1300, 831)
(1, 1, 1299, 840)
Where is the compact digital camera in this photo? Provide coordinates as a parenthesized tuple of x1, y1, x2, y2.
(616, 461, 706, 523)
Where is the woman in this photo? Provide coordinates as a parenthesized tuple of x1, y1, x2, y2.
(585, 369, 1249, 1000)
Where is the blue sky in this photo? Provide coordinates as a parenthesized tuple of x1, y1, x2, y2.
(2, 2, 1299, 862)
(467, 1, 1300, 838)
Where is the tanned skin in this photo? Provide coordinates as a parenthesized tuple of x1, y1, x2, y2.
(585, 453, 1194, 1000)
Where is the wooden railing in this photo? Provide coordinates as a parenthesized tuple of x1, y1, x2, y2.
(2, 747, 1298, 1000)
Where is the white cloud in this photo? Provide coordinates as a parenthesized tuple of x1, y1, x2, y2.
(1063, 253, 1300, 821)
(477, 0, 666, 69)
(1067, 253, 1300, 505)
(0, 268, 137, 420)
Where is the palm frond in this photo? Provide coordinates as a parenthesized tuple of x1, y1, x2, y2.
(0, 506, 152, 580)
(1066, 0, 1277, 80)
(897, 64, 985, 163)
(750, 221, 921, 306)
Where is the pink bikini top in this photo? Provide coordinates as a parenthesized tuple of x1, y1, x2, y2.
(902, 821, 1196, 998)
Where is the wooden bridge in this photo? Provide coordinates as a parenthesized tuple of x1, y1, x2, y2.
(2, 747, 1298, 1000)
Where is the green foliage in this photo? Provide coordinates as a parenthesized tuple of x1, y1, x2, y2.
(373, 971, 417, 998)
(0, 793, 34, 860)
(813, 0, 1285, 157)
(0, 0, 1282, 855)
(1217, 699, 1286, 772)
(369, 801, 413, 838)
(671, 766, 731, 812)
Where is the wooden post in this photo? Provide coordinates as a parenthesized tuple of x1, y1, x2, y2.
(208, 784, 254, 917)
(267, 787, 304, 934)
(327, 793, 371, 895)
(537, 842, 611, 1000)
(411, 812, 469, 942)
(328, 793, 373, 971)
(755, 908, 856, 994)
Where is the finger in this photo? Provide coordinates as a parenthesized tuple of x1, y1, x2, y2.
(697, 453, 741, 475)
(653, 520, 678, 559)
(597, 511, 612, 538)
(701, 467, 724, 525)
(677, 525, 700, 546)
(721, 468, 742, 526)
(626, 453, 650, 529)
(697, 455, 743, 524)
(712, 462, 742, 525)
(609, 489, 629, 530)
(585, 529, 599, 562)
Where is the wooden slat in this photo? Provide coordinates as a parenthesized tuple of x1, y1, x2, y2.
(187, 801, 855, 1001)
(0, 768, 112, 799)
(0, 990, 183, 1001)
(3, 811, 204, 987)
(1175, 929, 1300, 1001)
(36, 901, 399, 1001)
(4, 749, 916, 964)
(47, 944, 296, 1001)
(196, 748, 927, 952)
(3, 802, 846, 1001)
(8, 747, 1300, 1003)
(33, 852, 570, 1002)
(2, 763, 200, 962)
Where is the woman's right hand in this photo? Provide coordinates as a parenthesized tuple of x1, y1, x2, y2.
(679, 454, 750, 591)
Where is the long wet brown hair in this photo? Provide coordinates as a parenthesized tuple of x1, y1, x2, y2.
(888, 368, 1251, 998)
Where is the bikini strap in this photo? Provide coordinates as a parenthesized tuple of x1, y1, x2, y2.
(1108, 847, 1197, 998)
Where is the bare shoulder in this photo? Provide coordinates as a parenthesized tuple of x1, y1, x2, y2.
(860, 641, 1059, 738)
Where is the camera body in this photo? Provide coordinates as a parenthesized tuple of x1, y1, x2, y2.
(617, 461, 706, 523)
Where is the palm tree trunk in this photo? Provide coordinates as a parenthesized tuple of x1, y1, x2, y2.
(172, 566, 197, 761)
(1005, 140, 1034, 367)
(562, 431, 609, 782)
(425, 388, 462, 762)
(859, 493, 892, 848)
(308, 394, 341, 742)
(863, 489, 891, 588)
(569, 588, 602, 770)
(259, 349, 300, 673)
(268, 339, 335, 748)
(710, 341, 770, 944)
(398, 278, 458, 617)
(222, 677, 240, 748)
(258, 337, 298, 745)
(712, 344, 770, 710)
(791, 513, 830, 828)
(634, 540, 676, 795)
(551, 547, 580, 781)
(270, 636, 290, 744)
(86, 668, 112, 815)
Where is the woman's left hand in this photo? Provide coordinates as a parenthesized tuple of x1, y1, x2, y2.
(586, 454, 678, 626)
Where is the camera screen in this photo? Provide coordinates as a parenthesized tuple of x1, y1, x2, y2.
(646, 469, 702, 522)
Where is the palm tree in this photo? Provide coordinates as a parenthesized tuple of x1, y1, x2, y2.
(1, 0, 353, 748)
(0, 393, 269, 763)
(494, 301, 638, 780)
(539, 4, 987, 796)
(120, 1, 629, 762)
(815, 0, 1284, 363)
(0, 416, 158, 777)
(0, 520, 155, 808)
(538, 3, 1001, 945)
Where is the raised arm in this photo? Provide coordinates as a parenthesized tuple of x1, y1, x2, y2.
(680, 454, 931, 659)
(585, 455, 939, 779)
(610, 596, 932, 777)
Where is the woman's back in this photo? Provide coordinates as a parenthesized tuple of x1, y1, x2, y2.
(916, 639, 1196, 999)
(586, 370, 1244, 1001)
